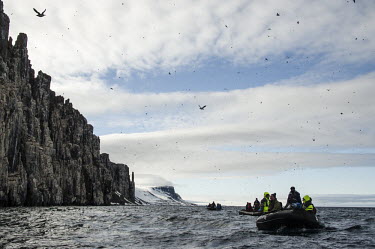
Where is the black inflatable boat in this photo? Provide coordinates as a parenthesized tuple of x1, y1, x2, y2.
(207, 204, 222, 211)
(256, 209, 323, 230)
(239, 210, 263, 216)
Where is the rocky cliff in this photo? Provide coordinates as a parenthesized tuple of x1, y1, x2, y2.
(152, 186, 184, 203)
(0, 1, 134, 206)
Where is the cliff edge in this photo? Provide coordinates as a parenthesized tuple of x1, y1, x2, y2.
(0, 1, 135, 206)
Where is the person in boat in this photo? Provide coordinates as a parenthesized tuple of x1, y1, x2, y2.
(259, 192, 270, 213)
(253, 198, 260, 211)
(208, 201, 216, 208)
(284, 186, 302, 209)
(245, 202, 254, 212)
(269, 193, 282, 212)
(302, 195, 317, 214)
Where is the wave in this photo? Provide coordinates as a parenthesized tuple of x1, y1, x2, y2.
(344, 225, 362, 231)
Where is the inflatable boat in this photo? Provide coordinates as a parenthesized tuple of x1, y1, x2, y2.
(207, 204, 222, 211)
(239, 210, 263, 216)
(256, 209, 323, 230)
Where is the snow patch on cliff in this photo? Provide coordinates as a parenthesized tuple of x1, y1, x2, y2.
(135, 186, 193, 206)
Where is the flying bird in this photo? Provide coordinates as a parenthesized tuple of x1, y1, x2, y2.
(33, 8, 46, 17)
(199, 105, 206, 110)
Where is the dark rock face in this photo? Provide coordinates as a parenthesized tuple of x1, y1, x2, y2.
(152, 186, 184, 202)
(100, 153, 135, 204)
(0, 1, 134, 206)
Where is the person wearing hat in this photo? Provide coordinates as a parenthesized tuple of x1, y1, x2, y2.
(302, 195, 317, 214)
(253, 198, 260, 211)
(284, 186, 302, 209)
(269, 193, 282, 212)
(259, 192, 270, 213)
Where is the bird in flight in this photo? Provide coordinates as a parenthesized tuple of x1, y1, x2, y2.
(33, 8, 46, 17)
(199, 105, 206, 110)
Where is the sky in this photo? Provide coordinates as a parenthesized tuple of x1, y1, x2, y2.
(4, 0, 375, 206)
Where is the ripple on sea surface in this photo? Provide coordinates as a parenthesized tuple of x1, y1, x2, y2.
(0, 206, 374, 248)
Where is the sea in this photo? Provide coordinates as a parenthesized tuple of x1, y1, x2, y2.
(0, 206, 374, 249)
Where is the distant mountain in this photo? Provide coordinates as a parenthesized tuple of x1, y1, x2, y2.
(135, 186, 194, 206)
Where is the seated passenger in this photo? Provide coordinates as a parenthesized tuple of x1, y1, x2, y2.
(245, 202, 254, 212)
(253, 198, 260, 211)
(302, 195, 317, 214)
(284, 186, 302, 209)
(259, 192, 270, 213)
(269, 193, 282, 212)
(211, 201, 216, 208)
(269, 193, 275, 211)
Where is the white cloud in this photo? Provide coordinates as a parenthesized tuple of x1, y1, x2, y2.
(4, 0, 375, 78)
(4, 0, 375, 202)
(313, 194, 375, 207)
(134, 174, 174, 187)
(99, 73, 375, 181)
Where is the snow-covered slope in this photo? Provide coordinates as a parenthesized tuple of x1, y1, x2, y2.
(135, 186, 193, 206)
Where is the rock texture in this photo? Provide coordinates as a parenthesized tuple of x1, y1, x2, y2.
(0, 1, 135, 206)
(135, 186, 194, 206)
(152, 186, 184, 203)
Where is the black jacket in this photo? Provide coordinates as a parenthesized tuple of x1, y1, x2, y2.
(286, 190, 302, 206)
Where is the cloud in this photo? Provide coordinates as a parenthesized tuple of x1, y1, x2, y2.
(51, 74, 199, 116)
(99, 72, 375, 180)
(134, 174, 174, 187)
(51, 67, 375, 133)
(313, 194, 375, 207)
(4, 0, 375, 78)
(2, 0, 374, 205)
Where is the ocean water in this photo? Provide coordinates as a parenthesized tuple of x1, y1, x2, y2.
(0, 206, 374, 249)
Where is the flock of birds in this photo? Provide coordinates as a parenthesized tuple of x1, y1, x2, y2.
(31, 0, 358, 113)
(32, 7, 209, 111)
(29, 1, 364, 181)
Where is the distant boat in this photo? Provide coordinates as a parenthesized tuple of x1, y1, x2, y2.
(207, 203, 222, 211)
